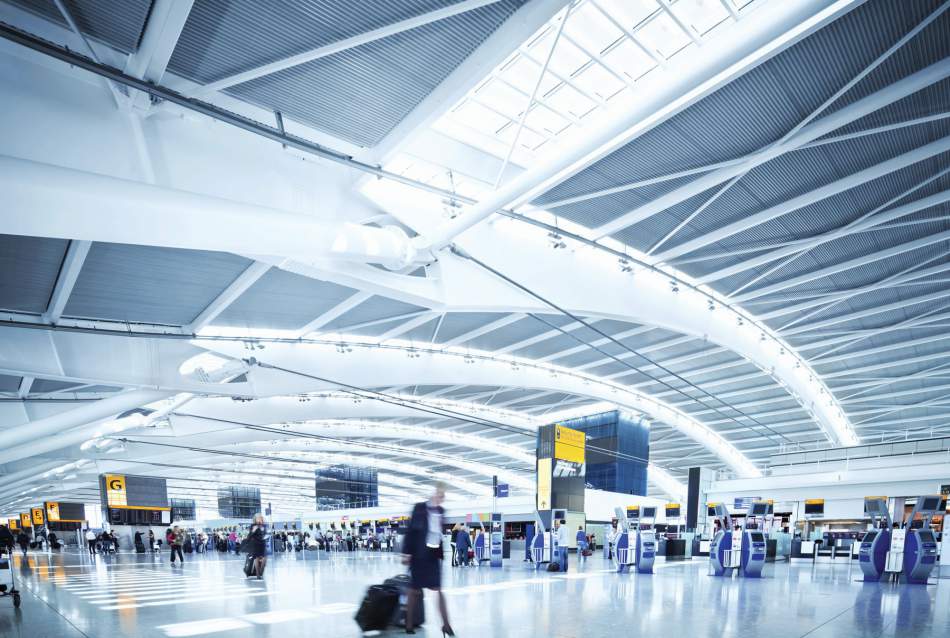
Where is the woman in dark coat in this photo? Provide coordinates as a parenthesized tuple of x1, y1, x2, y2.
(401, 482, 453, 635)
(247, 514, 267, 579)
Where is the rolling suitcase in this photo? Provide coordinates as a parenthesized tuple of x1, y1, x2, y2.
(355, 584, 399, 632)
(384, 574, 424, 628)
(243, 555, 256, 577)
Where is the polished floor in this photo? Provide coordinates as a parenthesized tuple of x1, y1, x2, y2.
(0, 548, 947, 637)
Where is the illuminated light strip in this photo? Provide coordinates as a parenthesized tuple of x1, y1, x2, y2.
(156, 603, 357, 637)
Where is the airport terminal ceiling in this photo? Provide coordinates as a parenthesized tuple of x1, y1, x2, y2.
(0, 0, 949, 518)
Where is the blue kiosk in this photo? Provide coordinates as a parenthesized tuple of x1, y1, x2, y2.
(709, 503, 739, 577)
(858, 496, 892, 582)
(613, 506, 656, 574)
(739, 501, 770, 578)
(902, 494, 944, 585)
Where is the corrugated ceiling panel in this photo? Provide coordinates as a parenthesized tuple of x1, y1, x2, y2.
(168, 0, 526, 146)
(0, 234, 68, 314)
(64, 243, 252, 326)
(7, 0, 152, 52)
(212, 268, 358, 331)
(31, 378, 83, 393)
(431, 312, 510, 344)
(0, 374, 21, 393)
(321, 295, 427, 332)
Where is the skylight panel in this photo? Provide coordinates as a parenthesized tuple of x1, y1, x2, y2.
(599, 0, 661, 30)
(452, 99, 513, 135)
(636, 11, 693, 59)
(602, 38, 658, 82)
(670, 0, 731, 36)
(542, 82, 598, 121)
(570, 61, 627, 102)
(563, 2, 624, 57)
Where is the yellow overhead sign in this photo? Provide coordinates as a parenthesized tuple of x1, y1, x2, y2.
(105, 474, 128, 507)
(805, 499, 825, 505)
(8, 518, 17, 530)
(31, 507, 44, 525)
(46, 502, 60, 522)
(20, 513, 31, 528)
(553, 424, 585, 464)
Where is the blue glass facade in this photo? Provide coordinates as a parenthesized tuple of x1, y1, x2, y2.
(556, 410, 649, 495)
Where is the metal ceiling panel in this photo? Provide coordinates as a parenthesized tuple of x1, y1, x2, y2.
(212, 268, 358, 331)
(7, 0, 152, 53)
(30, 378, 82, 393)
(0, 374, 21, 393)
(63, 243, 252, 326)
(321, 295, 427, 332)
(432, 312, 510, 344)
(0, 234, 67, 314)
(168, 0, 526, 146)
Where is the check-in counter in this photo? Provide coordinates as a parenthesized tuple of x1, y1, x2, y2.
(665, 538, 687, 560)
(693, 538, 711, 557)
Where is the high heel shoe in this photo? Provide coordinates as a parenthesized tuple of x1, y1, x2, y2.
(404, 628, 415, 634)
(442, 626, 455, 637)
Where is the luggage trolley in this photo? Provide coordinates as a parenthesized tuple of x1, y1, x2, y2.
(0, 549, 20, 608)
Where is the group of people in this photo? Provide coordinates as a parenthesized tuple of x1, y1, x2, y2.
(0, 524, 33, 556)
(85, 528, 120, 554)
(449, 523, 484, 567)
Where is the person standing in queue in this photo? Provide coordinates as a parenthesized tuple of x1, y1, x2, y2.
(401, 481, 454, 636)
(148, 529, 156, 552)
(85, 528, 97, 554)
(247, 514, 267, 579)
(576, 526, 588, 564)
(556, 519, 570, 573)
(454, 524, 471, 567)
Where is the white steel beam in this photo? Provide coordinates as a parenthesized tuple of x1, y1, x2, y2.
(124, 0, 195, 109)
(183, 0, 503, 98)
(653, 134, 950, 263)
(418, 0, 862, 251)
(292, 291, 372, 338)
(16, 376, 33, 399)
(597, 62, 950, 242)
(43, 239, 91, 325)
(377, 312, 439, 342)
(185, 261, 271, 333)
(747, 228, 950, 306)
(438, 313, 526, 348)
(368, 0, 572, 165)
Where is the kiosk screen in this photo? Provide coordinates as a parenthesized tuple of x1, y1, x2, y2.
(863, 531, 878, 542)
(642, 507, 656, 519)
(917, 531, 935, 544)
(920, 496, 941, 511)
(804, 502, 824, 515)
(750, 502, 769, 517)
(750, 533, 765, 542)
(707, 506, 717, 517)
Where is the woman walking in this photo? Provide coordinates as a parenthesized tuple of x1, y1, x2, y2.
(247, 514, 267, 579)
(401, 482, 453, 636)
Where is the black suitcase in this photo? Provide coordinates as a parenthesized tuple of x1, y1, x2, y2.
(547, 562, 560, 572)
(355, 584, 399, 632)
(384, 574, 424, 628)
(243, 555, 255, 577)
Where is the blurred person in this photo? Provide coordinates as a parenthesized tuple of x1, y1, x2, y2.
(247, 514, 268, 579)
(402, 482, 453, 636)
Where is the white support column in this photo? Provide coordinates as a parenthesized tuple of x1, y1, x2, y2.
(185, 261, 271, 333)
(44, 239, 91, 325)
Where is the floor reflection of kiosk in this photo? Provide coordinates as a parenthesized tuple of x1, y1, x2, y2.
(614, 506, 638, 573)
(709, 503, 740, 576)
(858, 497, 892, 582)
(740, 501, 770, 578)
(902, 495, 944, 585)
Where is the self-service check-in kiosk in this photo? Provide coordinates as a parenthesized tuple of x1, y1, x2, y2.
(614, 506, 638, 573)
(858, 497, 892, 582)
(530, 510, 562, 569)
(902, 495, 945, 585)
(636, 506, 657, 574)
(709, 503, 740, 576)
(490, 513, 503, 568)
(740, 501, 770, 578)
